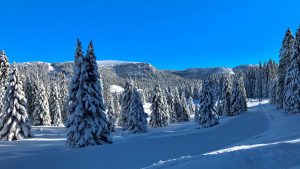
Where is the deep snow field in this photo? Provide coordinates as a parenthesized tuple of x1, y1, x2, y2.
(0, 100, 300, 169)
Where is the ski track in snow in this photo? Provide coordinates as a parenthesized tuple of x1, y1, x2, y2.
(0, 100, 299, 169)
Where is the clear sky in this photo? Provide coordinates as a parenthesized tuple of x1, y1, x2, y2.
(1, 0, 300, 70)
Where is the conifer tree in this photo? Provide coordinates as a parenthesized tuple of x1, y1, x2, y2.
(269, 78, 277, 104)
(188, 96, 195, 115)
(58, 72, 68, 123)
(112, 92, 121, 125)
(198, 79, 219, 128)
(179, 93, 190, 122)
(173, 88, 183, 123)
(66, 41, 111, 148)
(221, 75, 232, 116)
(127, 86, 148, 133)
(149, 85, 169, 128)
(255, 61, 263, 101)
(166, 87, 176, 123)
(277, 28, 294, 108)
(107, 93, 116, 132)
(32, 79, 51, 126)
(0, 50, 10, 114)
(120, 81, 133, 130)
(283, 27, 300, 114)
(66, 39, 84, 125)
(230, 71, 247, 116)
(0, 64, 31, 141)
(49, 84, 63, 126)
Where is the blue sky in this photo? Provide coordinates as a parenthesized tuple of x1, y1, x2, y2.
(0, 0, 299, 70)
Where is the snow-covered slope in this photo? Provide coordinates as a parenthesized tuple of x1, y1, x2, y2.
(0, 100, 298, 169)
(97, 60, 140, 67)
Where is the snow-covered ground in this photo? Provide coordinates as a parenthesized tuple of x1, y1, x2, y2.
(0, 100, 299, 169)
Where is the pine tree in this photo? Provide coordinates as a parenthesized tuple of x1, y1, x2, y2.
(58, 72, 68, 123)
(173, 88, 183, 123)
(166, 87, 176, 123)
(49, 84, 63, 126)
(66, 39, 84, 125)
(127, 86, 148, 133)
(221, 75, 232, 116)
(230, 71, 247, 116)
(283, 27, 300, 114)
(255, 61, 263, 101)
(0, 50, 10, 115)
(149, 85, 169, 128)
(179, 93, 190, 122)
(269, 78, 277, 104)
(120, 81, 133, 130)
(32, 79, 51, 126)
(277, 28, 294, 108)
(112, 92, 121, 125)
(0, 64, 31, 141)
(66, 41, 112, 148)
(187, 96, 195, 115)
(107, 93, 116, 132)
(198, 79, 219, 128)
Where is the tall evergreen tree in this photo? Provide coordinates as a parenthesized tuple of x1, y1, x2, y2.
(107, 93, 116, 132)
(179, 93, 190, 122)
(127, 86, 148, 133)
(255, 61, 263, 101)
(49, 84, 63, 126)
(277, 28, 294, 108)
(149, 85, 169, 128)
(173, 88, 183, 123)
(32, 79, 51, 126)
(198, 79, 219, 128)
(166, 87, 176, 123)
(66, 41, 112, 148)
(0, 50, 10, 115)
(0, 64, 31, 141)
(230, 71, 247, 116)
(120, 81, 133, 130)
(283, 27, 300, 114)
(66, 39, 84, 125)
(221, 75, 232, 116)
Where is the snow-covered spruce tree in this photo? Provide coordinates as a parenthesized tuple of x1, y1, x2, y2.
(120, 81, 134, 130)
(66, 39, 84, 126)
(112, 92, 121, 125)
(127, 86, 148, 133)
(173, 88, 183, 123)
(194, 104, 200, 121)
(166, 87, 176, 123)
(107, 93, 116, 132)
(0, 64, 31, 141)
(66, 41, 111, 148)
(283, 27, 300, 114)
(149, 85, 169, 128)
(221, 75, 232, 116)
(197, 79, 219, 128)
(188, 96, 195, 115)
(179, 93, 190, 122)
(49, 84, 63, 126)
(57, 72, 68, 123)
(269, 78, 277, 104)
(32, 79, 51, 126)
(277, 28, 294, 109)
(230, 71, 247, 116)
(0, 50, 10, 115)
(255, 61, 263, 101)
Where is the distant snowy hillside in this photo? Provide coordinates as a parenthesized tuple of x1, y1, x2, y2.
(97, 60, 140, 67)
(165, 67, 235, 79)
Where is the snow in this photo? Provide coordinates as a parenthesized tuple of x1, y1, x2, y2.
(109, 85, 124, 94)
(0, 100, 299, 169)
(97, 60, 140, 67)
